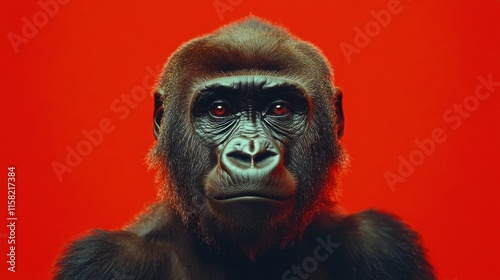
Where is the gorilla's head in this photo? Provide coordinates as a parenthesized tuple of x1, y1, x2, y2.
(150, 17, 347, 257)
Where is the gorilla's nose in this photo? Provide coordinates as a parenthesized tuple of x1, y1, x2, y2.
(222, 137, 280, 172)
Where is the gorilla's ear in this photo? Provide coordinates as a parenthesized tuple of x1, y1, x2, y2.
(333, 87, 344, 139)
(153, 91, 164, 139)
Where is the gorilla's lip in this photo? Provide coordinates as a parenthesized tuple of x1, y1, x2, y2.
(209, 192, 294, 201)
(207, 194, 295, 218)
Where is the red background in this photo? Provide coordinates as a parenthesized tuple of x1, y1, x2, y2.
(1, 0, 499, 279)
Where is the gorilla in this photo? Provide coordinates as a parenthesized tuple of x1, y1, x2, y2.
(55, 17, 435, 280)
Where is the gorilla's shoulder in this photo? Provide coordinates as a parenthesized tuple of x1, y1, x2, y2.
(54, 204, 182, 280)
(54, 229, 171, 280)
(313, 209, 435, 280)
(348, 209, 421, 239)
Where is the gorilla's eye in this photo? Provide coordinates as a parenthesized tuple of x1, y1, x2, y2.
(268, 101, 291, 116)
(209, 102, 231, 117)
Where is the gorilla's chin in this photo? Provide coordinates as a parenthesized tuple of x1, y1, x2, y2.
(197, 197, 300, 258)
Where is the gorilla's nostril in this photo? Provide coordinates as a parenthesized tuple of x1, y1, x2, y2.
(254, 151, 277, 165)
(227, 151, 252, 165)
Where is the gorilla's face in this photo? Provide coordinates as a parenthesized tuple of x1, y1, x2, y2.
(192, 76, 306, 253)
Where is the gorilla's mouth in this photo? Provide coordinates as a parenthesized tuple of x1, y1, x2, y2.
(204, 168, 298, 205)
(206, 193, 295, 219)
(210, 191, 294, 201)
